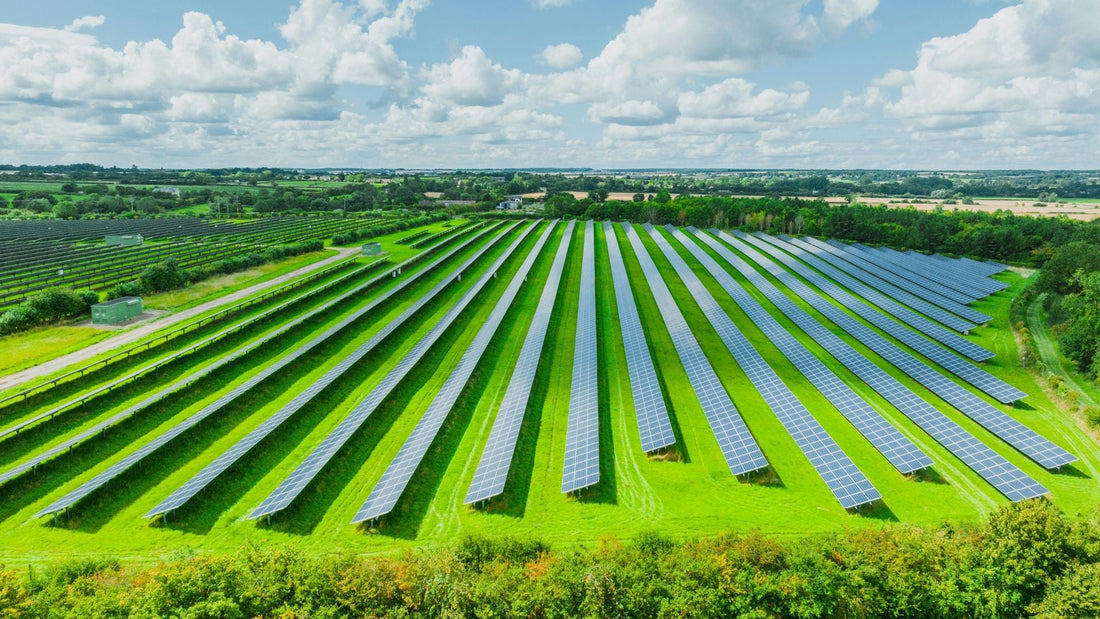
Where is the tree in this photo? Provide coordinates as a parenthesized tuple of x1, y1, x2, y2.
(654, 188, 671, 204)
(1060, 271, 1100, 378)
(632, 193, 645, 202)
(1036, 241, 1100, 295)
(26, 198, 53, 213)
(52, 201, 79, 220)
(587, 188, 609, 203)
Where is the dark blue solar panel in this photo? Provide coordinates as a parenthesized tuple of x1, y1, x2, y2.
(604, 221, 675, 454)
(648, 225, 879, 509)
(679, 227, 931, 475)
(37, 223, 507, 518)
(711, 229, 1050, 502)
(622, 223, 768, 476)
(733, 232, 1075, 471)
(761, 235, 1020, 400)
(352, 221, 555, 523)
(562, 220, 601, 494)
(465, 221, 577, 505)
(237, 221, 535, 520)
(797, 236, 989, 331)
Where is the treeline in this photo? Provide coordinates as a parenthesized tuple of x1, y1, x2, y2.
(331, 212, 449, 245)
(1020, 240, 1100, 384)
(0, 501, 1096, 617)
(542, 194, 1099, 264)
(0, 288, 99, 336)
(106, 240, 324, 300)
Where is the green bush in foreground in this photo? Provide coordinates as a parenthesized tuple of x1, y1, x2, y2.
(1, 501, 1098, 618)
(0, 287, 99, 336)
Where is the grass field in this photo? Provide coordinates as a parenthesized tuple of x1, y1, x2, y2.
(0, 220, 1096, 566)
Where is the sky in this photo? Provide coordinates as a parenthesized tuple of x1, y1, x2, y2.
(0, 0, 1098, 170)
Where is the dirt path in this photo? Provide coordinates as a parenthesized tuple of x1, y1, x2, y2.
(1028, 296, 1098, 408)
(0, 247, 361, 393)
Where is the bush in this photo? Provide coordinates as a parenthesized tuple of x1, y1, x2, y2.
(0, 287, 99, 336)
(8, 501, 1095, 617)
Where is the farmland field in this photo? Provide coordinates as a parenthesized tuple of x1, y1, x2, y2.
(0, 219, 1096, 566)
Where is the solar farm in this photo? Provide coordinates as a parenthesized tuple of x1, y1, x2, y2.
(0, 215, 389, 309)
(1, 219, 1098, 560)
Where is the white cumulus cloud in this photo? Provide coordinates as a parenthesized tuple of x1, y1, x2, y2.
(537, 43, 583, 69)
(63, 15, 105, 32)
(822, 0, 878, 31)
(421, 45, 522, 107)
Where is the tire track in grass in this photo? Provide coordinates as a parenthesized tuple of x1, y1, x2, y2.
(1027, 297, 1100, 479)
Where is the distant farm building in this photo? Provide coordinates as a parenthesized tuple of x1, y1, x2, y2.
(92, 297, 143, 325)
(497, 197, 522, 210)
(105, 234, 143, 247)
(154, 187, 181, 198)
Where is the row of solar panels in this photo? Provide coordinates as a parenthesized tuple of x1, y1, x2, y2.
(7, 220, 1071, 526)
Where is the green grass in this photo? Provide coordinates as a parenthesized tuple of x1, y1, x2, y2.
(1, 221, 1098, 566)
(0, 327, 118, 377)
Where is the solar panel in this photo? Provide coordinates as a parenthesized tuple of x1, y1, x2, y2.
(679, 227, 932, 475)
(36, 223, 508, 518)
(881, 245, 1006, 294)
(622, 223, 768, 476)
(869, 245, 1007, 297)
(754, 233, 1021, 401)
(238, 221, 540, 520)
(836, 242, 985, 305)
(561, 220, 601, 494)
(803, 236, 989, 325)
(604, 221, 676, 454)
(351, 221, 557, 524)
(957, 255, 1007, 277)
(647, 225, 879, 509)
(1, 262, 382, 486)
(711, 229, 1051, 501)
(731, 232, 1075, 471)
(464, 221, 577, 505)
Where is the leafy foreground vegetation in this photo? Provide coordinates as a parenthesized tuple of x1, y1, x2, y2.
(0, 501, 1096, 618)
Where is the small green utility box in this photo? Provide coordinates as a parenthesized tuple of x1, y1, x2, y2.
(105, 234, 143, 247)
(362, 242, 383, 256)
(92, 297, 143, 325)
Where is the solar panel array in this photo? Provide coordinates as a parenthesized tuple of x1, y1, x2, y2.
(826, 238, 981, 305)
(604, 222, 676, 454)
(352, 221, 556, 523)
(827, 242, 985, 307)
(796, 235, 985, 340)
(241, 221, 538, 520)
(871, 245, 1007, 297)
(647, 225, 880, 509)
(879, 245, 1005, 295)
(711, 229, 1051, 501)
(562, 221, 601, 494)
(38, 223, 507, 518)
(857, 245, 980, 301)
(622, 223, 768, 476)
(733, 232, 1076, 471)
(1, 260, 379, 442)
(755, 234, 1021, 401)
(679, 227, 932, 475)
(465, 221, 577, 505)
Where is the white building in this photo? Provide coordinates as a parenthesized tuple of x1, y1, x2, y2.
(497, 197, 522, 210)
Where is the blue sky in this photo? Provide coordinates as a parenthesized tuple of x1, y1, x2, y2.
(1, 0, 1097, 169)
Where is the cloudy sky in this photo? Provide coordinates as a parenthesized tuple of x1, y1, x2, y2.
(1, 0, 1097, 169)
